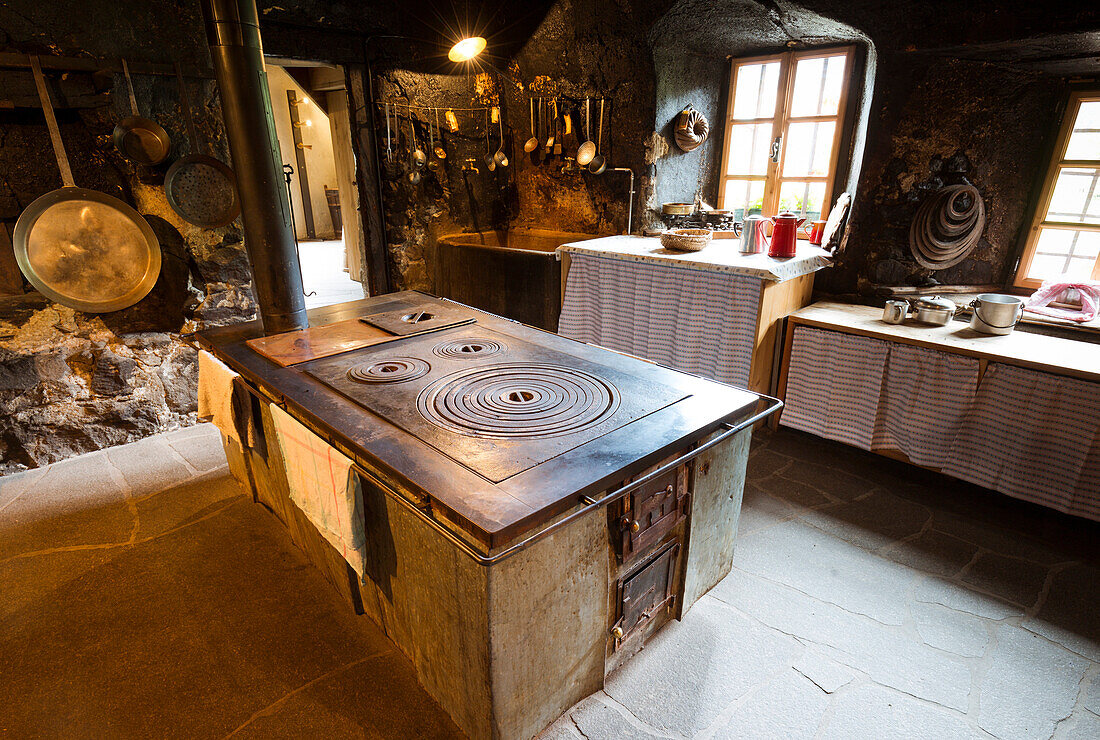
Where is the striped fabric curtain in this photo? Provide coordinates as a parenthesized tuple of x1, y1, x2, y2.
(781, 326, 889, 450)
(558, 253, 762, 387)
(872, 343, 979, 469)
(942, 364, 1100, 521)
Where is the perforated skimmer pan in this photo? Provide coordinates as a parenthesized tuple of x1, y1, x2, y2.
(165, 63, 241, 228)
(14, 56, 161, 314)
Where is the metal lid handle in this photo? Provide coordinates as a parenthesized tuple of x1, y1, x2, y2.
(29, 56, 75, 189)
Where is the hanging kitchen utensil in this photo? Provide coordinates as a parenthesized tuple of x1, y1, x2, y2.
(445, 108, 459, 132)
(409, 113, 426, 168)
(15, 56, 161, 313)
(433, 109, 447, 159)
(494, 114, 508, 168)
(577, 97, 596, 166)
(165, 64, 240, 228)
(524, 98, 539, 153)
(407, 115, 422, 184)
(553, 100, 562, 157)
(112, 59, 171, 166)
(588, 98, 607, 174)
(385, 102, 393, 163)
(427, 113, 441, 172)
(674, 104, 710, 153)
(484, 109, 496, 172)
(544, 98, 556, 155)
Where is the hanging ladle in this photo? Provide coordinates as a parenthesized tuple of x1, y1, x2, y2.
(433, 109, 447, 159)
(410, 112, 426, 169)
(407, 113, 422, 183)
(494, 112, 508, 168)
(484, 109, 497, 172)
(588, 98, 607, 175)
(524, 98, 539, 153)
(576, 97, 596, 166)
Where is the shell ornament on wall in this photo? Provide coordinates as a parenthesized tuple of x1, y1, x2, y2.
(674, 105, 710, 152)
(909, 183, 986, 270)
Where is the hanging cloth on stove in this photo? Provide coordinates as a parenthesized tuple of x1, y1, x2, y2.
(270, 404, 367, 579)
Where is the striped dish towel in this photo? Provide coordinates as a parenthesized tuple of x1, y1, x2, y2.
(270, 404, 367, 578)
(872, 343, 979, 468)
(558, 253, 761, 386)
(781, 326, 889, 450)
(942, 364, 1100, 522)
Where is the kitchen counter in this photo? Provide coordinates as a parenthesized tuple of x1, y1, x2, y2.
(557, 234, 832, 282)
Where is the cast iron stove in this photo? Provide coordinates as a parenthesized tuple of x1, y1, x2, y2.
(298, 324, 689, 483)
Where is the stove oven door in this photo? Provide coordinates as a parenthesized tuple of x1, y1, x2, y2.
(616, 460, 689, 562)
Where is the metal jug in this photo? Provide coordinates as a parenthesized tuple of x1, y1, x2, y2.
(740, 215, 767, 255)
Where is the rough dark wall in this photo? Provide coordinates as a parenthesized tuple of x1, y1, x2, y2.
(368, 0, 658, 290)
(0, 1, 253, 473)
(819, 53, 1068, 294)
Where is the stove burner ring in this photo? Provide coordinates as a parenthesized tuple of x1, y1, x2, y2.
(432, 338, 507, 359)
(417, 363, 620, 438)
(347, 357, 430, 384)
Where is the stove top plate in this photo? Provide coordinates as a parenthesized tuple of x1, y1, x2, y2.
(298, 325, 688, 482)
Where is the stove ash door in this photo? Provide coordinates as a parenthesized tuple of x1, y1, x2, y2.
(612, 541, 681, 647)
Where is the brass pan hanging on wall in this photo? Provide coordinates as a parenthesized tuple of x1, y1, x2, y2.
(165, 63, 241, 228)
(14, 56, 161, 314)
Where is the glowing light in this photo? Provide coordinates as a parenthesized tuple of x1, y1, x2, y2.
(305, 119, 313, 127)
(448, 36, 486, 63)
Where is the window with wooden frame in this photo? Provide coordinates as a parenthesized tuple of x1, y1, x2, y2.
(1014, 91, 1100, 289)
(718, 46, 853, 224)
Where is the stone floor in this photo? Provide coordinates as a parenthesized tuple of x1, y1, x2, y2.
(2, 425, 1098, 739)
(298, 238, 367, 309)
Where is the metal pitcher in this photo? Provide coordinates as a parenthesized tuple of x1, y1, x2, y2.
(740, 215, 767, 255)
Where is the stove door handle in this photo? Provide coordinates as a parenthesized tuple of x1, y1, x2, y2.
(352, 394, 783, 567)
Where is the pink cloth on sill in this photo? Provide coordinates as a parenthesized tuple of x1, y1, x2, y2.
(1023, 280, 1100, 323)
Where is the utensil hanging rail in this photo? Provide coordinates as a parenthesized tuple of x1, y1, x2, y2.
(0, 52, 213, 79)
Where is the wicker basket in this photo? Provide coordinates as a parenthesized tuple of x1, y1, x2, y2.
(660, 228, 713, 252)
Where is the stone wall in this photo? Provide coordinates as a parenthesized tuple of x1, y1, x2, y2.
(817, 53, 1067, 295)
(0, 2, 253, 473)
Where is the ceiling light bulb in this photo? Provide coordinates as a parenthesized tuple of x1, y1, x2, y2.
(449, 36, 486, 63)
(305, 119, 312, 126)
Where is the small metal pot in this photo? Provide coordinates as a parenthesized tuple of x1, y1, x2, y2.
(970, 293, 1024, 335)
(910, 295, 957, 326)
(662, 202, 694, 216)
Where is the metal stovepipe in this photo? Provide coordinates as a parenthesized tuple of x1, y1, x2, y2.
(202, 0, 308, 334)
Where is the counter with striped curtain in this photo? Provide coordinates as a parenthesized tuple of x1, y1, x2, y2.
(558, 253, 762, 387)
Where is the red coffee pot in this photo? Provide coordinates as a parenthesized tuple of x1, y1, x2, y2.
(768, 212, 806, 258)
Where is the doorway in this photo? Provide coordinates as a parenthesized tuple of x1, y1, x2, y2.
(265, 58, 367, 308)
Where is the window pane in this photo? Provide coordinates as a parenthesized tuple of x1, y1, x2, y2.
(732, 61, 781, 120)
(1027, 228, 1100, 282)
(1045, 167, 1100, 224)
(789, 54, 847, 118)
(1065, 100, 1100, 161)
(722, 179, 766, 220)
(777, 181, 827, 221)
(782, 121, 835, 177)
(726, 123, 773, 176)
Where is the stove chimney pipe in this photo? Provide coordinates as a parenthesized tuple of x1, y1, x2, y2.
(201, 0, 308, 335)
